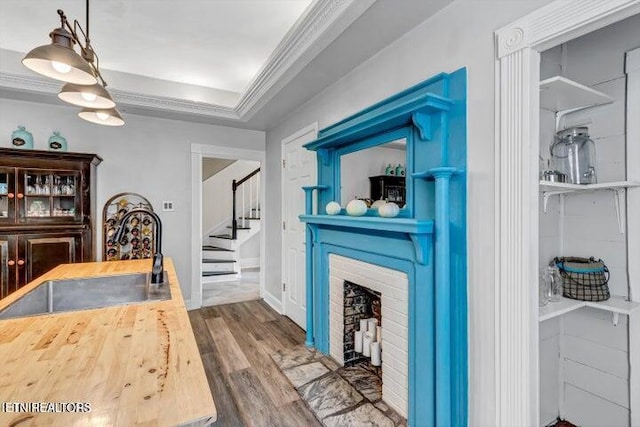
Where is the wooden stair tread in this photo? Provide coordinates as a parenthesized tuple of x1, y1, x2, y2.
(202, 245, 234, 252)
(202, 259, 236, 263)
(202, 271, 238, 277)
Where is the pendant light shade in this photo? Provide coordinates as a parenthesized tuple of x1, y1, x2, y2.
(22, 27, 97, 85)
(78, 108, 125, 126)
(58, 82, 116, 108)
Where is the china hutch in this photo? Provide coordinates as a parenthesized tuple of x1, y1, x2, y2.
(0, 148, 101, 298)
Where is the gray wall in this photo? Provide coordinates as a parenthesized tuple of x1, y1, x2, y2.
(263, 0, 554, 424)
(0, 98, 265, 301)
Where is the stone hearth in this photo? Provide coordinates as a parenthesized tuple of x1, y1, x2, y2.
(271, 345, 406, 427)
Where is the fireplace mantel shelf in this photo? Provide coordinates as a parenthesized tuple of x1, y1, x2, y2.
(300, 214, 433, 265)
(299, 214, 434, 234)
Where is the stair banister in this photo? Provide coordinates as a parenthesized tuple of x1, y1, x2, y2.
(231, 167, 261, 241)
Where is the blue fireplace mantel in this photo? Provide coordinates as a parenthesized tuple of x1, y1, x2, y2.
(299, 68, 467, 427)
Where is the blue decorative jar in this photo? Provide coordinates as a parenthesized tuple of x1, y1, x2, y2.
(11, 126, 34, 149)
(48, 131, 68, 151)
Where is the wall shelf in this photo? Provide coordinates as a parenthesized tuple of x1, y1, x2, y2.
(539, 295, 640, 324)
(540, 180, 640, 233)
(540, 76, 614, 113)
(539, 76, 614, 131)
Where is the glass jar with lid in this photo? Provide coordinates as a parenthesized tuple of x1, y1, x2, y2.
(550, 126, 597, 184)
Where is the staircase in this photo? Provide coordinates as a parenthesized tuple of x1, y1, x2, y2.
(202, 168, 261, 283)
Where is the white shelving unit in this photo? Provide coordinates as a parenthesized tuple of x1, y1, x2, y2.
(539, 181, 640, 233)
(539, 76, 614, 130)
(539, 295, 640, 325)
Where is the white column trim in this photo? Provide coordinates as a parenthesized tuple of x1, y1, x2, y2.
(495, 1, 640, 425)
(495, 47, 541, 427)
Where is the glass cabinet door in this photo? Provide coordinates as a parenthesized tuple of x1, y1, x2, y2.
(20, 170, 80, 221)
(0, 168, 16, 222)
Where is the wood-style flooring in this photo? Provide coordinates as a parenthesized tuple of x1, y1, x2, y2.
(188, 300, 322, 427)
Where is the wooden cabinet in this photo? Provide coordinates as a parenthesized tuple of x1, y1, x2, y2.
(369, 175, 405, 207)
(0, 148, 101, 298)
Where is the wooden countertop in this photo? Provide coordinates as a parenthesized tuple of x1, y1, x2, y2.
(0, 259, 216, 426)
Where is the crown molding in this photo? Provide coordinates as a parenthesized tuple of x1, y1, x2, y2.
(235, 0, 370, 117)
(0, 72, 61, 94)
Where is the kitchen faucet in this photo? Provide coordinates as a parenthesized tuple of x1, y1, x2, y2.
(113, 208, 164, 284)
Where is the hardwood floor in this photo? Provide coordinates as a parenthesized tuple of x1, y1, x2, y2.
(188, 300, 322, 427)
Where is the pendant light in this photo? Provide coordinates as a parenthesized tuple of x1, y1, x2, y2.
(22, 1, 125, 126)
(58, 82, 116, 109)
(78, 108, 125, 127)
(22, 25, 97, 85)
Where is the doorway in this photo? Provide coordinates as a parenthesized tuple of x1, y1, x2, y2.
(190, 144, 265, 309)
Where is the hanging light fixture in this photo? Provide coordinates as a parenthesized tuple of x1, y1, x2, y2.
(58, 82, 116, 108)
(22, 1, 124, 126)
(78, 108, 125, 127)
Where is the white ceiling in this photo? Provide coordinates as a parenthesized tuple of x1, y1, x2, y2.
(0, 0, 455, 129)
(0, 0, 311, 95)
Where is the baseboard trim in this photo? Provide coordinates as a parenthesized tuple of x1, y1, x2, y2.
(262, 291, 282, 314)
(240, 257, 260, 269)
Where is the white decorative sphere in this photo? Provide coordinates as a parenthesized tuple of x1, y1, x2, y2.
(371, 199, 387, 210)
(378, 202, 400, 218)
(325, 201, 341, 215)
(346, 199, 368, 216)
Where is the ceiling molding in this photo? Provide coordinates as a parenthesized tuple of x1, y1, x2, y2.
(0, 0, 369, 124)
(235, 0, 363, 117)
(110, 89, 239, 119)
(0, 72, 60, 94)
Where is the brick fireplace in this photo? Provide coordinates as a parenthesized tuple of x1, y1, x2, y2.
(329, 254, 409, 417)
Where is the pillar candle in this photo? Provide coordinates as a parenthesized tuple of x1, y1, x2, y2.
(367, 318, 378, 333)
(371, 342, 381, 366)
(376, 325, 382, 343)
(359, 319, 368, 332)
(362, 333, 372, 357)
(354, 331, 363, 353)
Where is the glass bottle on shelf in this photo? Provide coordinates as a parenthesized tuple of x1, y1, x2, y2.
(544, 265, 563, 302)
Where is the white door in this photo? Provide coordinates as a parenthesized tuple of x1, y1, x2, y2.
(281, 124, 318, 329)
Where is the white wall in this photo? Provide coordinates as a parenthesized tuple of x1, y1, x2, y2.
(202, 159, 260, 236)
(263, 0, 554, 425)
(538, 14, 639, 426)
(0, 98, 265, 301)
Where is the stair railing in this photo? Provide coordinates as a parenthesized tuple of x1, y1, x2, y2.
(231, 167, 260, 240)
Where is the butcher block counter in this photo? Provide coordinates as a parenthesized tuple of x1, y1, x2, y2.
(0, 258, 216, 426)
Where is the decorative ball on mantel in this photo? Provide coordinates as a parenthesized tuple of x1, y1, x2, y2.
(325, 201, 341, 215)
(346, 199, 368, 216)
(378, 202, 400, 218)
(371, 199, 387, 210)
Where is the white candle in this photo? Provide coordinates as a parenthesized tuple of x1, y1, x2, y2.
(376, 325, 382, 343)
(371, 342, 381, 366)
(367, 318, 378, 333)
(363, 333, 372, 357)
(359, 319, 368, 332)
(355, 331, 363, 353)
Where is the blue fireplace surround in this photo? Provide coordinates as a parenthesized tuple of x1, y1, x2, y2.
(299, 68, 467, 427)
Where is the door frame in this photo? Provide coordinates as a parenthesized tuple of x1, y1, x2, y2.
(494, 1, 640, 425)
(280, 122, 318, 325)
(190, 143, 265, 309)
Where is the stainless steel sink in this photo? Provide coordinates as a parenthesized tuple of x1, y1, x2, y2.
(0, 273, 171, 320)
